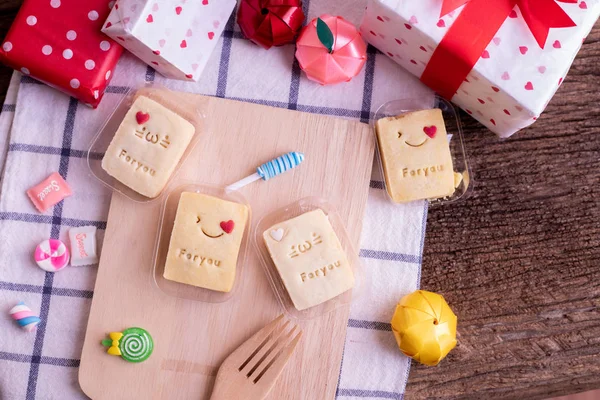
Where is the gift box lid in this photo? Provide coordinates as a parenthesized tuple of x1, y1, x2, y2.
(363, 0, 600, 135)
(0, 0, 123, 107)
(102, 0, 236, 81)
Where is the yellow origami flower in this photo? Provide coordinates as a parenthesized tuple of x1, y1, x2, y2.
(390, 290, 457, 366)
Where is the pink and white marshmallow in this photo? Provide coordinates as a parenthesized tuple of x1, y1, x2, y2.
(34, 239, 70, 272)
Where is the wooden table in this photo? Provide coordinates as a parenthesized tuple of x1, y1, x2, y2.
(0, 1, 598, 398)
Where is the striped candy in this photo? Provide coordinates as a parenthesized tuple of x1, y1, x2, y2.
(34, 239, 70, 272)
(257, 152, 305, 181)
(10, 302, 41, 332)
(119, 327, 154, 363)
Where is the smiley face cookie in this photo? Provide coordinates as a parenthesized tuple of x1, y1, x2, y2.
(101, 96, 195, 198)
(163, 193, 249, 292)
(376, 109, 455, 203)
(263, 209, 355, 311)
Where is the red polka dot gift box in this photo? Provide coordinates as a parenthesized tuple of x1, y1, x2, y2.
(0, 0, 123, 108)
(360, 0, 600, 138)
(102, 0, 236, 82)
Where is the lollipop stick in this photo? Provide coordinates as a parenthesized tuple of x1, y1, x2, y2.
(225, 172, 261, 192)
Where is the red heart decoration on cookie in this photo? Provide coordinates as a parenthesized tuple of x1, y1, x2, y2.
(423, 126, 437, 138)
(136, 111, 150, 124)
(220, 220, 234, 234)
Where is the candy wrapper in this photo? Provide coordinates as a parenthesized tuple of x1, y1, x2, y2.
(360, 0, 600, 137)
(0, 0, 123, 108)
(102, 0, 236, 81)
(237, 0, 305, 49)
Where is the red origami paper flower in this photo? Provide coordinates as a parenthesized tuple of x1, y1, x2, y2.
(295, 15, 367, 86)
(237, 0, 305, 49)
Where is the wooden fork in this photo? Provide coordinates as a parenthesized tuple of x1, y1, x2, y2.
(210, 315, 303, 400)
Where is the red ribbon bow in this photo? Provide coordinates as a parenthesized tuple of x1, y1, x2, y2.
(421, 0, 577, 100)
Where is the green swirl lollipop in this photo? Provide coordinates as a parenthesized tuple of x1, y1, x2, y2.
(102, 327, 154, 363)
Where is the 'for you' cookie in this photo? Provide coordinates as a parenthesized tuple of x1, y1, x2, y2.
(376, 109, 457, 203)
(163, 193, 249, 293)
(101, 96, 195, 198)
(263, 209, 355, 311)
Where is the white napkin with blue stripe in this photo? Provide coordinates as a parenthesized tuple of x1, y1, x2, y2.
(0, 1, 432, 397)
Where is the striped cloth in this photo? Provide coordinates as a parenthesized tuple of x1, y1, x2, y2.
(0, 1, 432, 399)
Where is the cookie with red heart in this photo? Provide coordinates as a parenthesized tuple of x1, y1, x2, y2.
(163, 192, 249, 293)
(375, 108, 459, 203)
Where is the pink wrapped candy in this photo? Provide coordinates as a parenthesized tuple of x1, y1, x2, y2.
(34, 239, 70, 272)
(26, 172, 72, 213)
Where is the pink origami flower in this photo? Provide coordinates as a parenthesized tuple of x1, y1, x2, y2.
(295, 15, 367, 85)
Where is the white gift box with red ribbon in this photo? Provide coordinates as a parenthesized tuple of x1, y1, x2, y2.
(360, 0, 600, 137)
(102, 0, 235, 81)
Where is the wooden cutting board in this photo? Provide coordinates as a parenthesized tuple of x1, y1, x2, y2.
(79, 92, 374, 400)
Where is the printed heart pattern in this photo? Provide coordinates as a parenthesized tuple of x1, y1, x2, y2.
(356, 4, 588, 134)
(175, 6, 182, 14)
(423, 126, 437, 138)
(146, 14, 153, 23)
(220, 220, 235, 234)
(136, 112, 150, 124)
(180, 40, 187, 48)
(208, 32, 215, 40)
(270, 228, 284, 242)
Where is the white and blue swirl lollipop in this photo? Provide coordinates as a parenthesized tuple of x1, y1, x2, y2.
(226, 152, 305, 192)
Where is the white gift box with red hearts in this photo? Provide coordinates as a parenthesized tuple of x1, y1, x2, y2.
(102, 0, 236, 81)
(360, 0, 600, 137)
